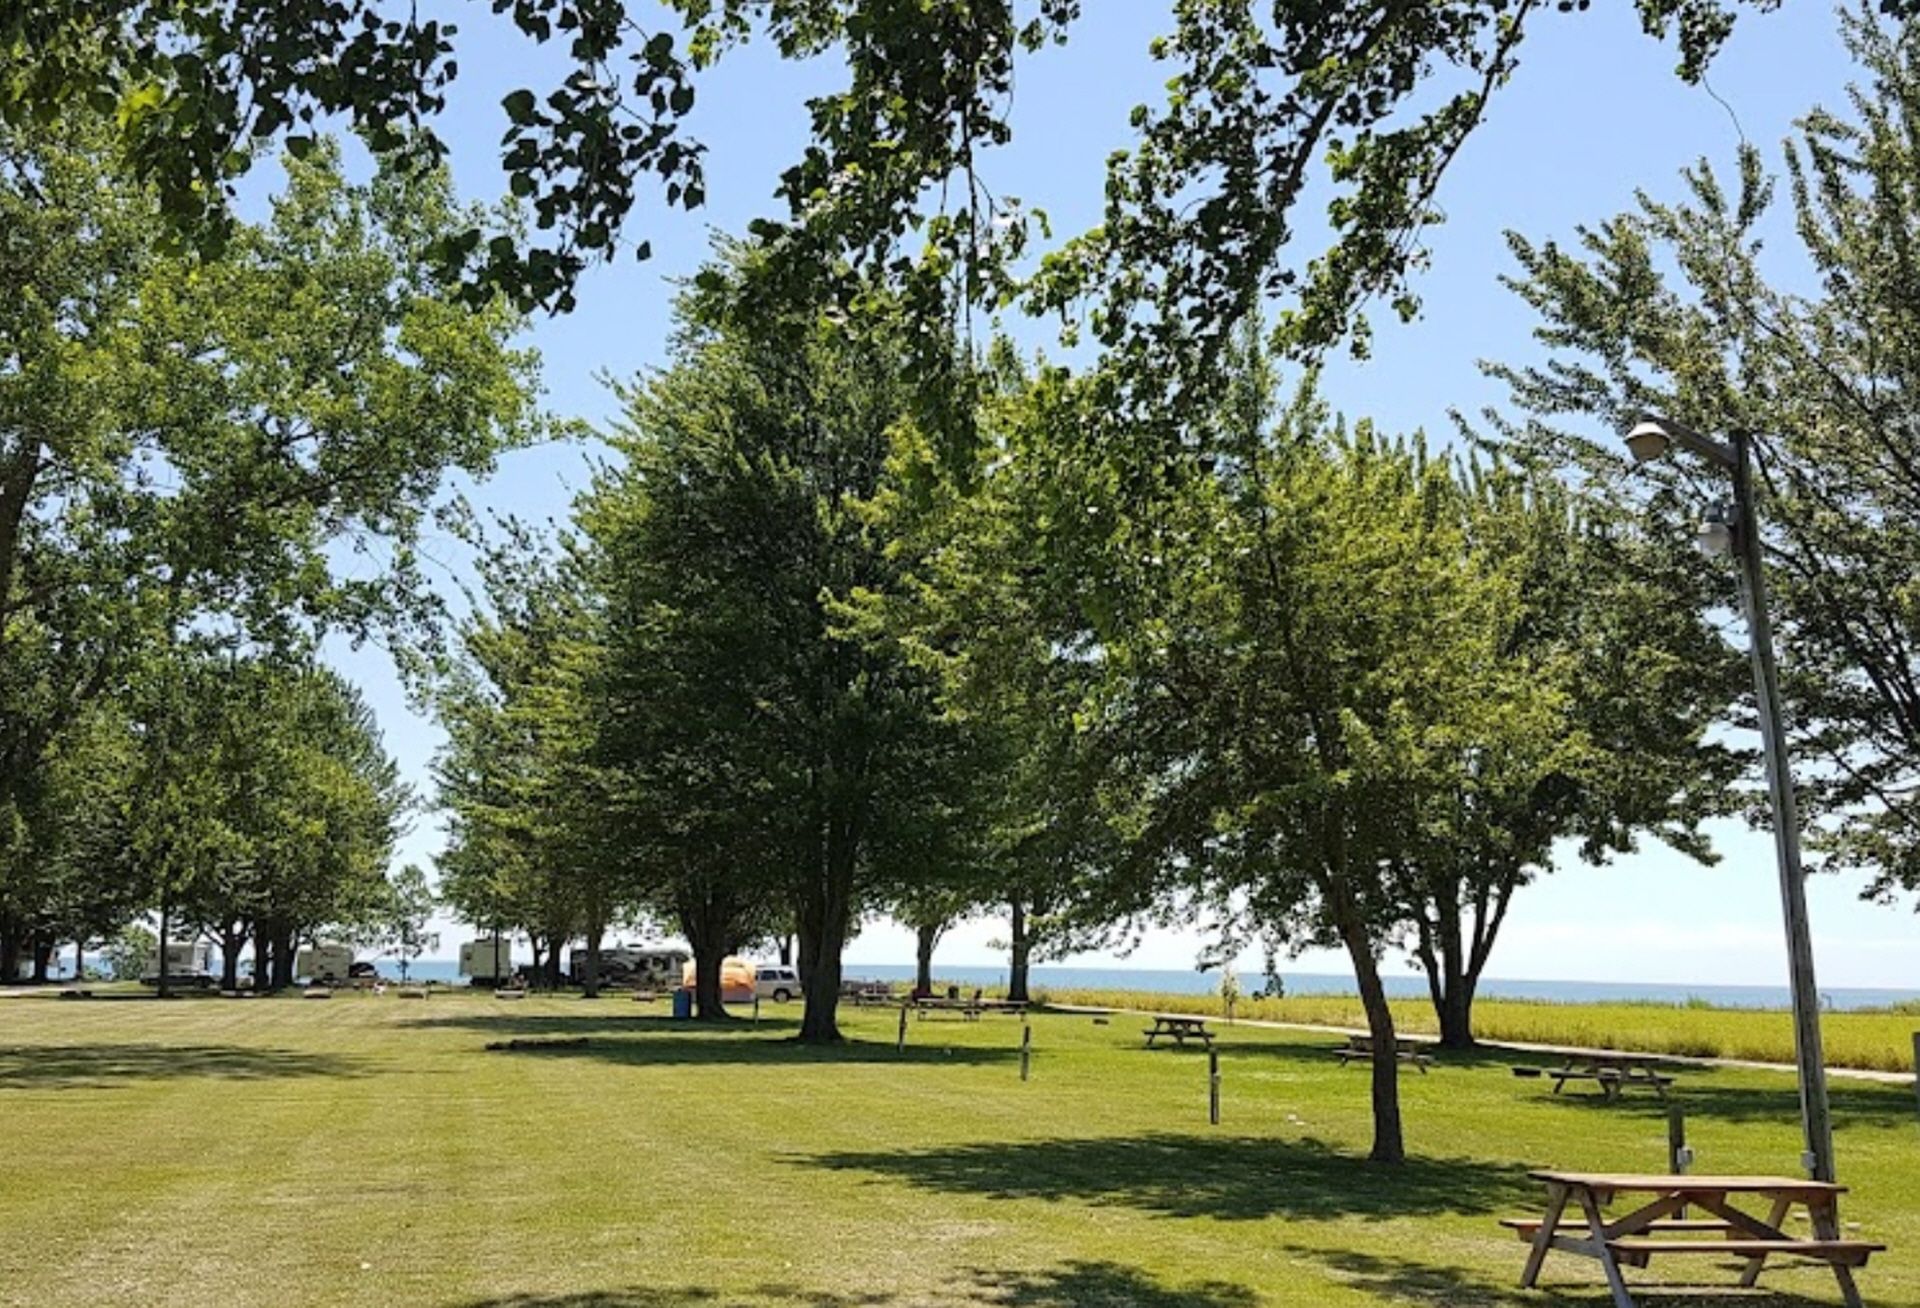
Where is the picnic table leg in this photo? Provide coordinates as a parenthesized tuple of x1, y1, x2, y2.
(1737, 1195, 1792, 1288)
(1574, 1187, 1637, 1308)
(1809, 1196, 1865, 1308)
(1520, 1182, 1569, 1289)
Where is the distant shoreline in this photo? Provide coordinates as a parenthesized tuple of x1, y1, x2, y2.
(342, 959, 1918, 1013)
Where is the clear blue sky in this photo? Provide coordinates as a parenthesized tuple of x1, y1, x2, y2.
(325, 2, 1917, 987)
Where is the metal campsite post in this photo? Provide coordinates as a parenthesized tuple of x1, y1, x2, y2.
(753, 994, 761, 1027)
(1209, 1048, 1221, 1126)
(896, 1002, 908, 1053)
(1623, 415, 1836, 1185)
(1020, 1023, 1032, 1082)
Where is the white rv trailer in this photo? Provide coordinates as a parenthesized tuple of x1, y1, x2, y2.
(295, 943, 356, 984)
(141, 940, 215, 988)
(573, 945, 689, 987)
(459, 938, 514, 986)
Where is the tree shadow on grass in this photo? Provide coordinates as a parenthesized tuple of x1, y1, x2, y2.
(473, 1030, 1016, 1069)
(406, 1014, 800, 1039)
(1291, 1245, 1857, 1308)
(968, 1260, 1258, 1307)
(448, 1289, 891, 1308)
(1222, 1040, 1920, 1134)
(796, 1131, 1533, 1222)
(0, 1043, 362, 1090)
(445, 1260, 1255, 1308)
(1532, 1077, 1916, 1133)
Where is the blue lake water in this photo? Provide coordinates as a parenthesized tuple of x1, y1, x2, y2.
(837, 964, 1920, 1012)
(359, 959, 1918, 1011)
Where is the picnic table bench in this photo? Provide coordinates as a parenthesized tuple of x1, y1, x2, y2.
(1143, 1015, 1214, 1048)
(1508, 1170, 1881, 1308)
(1516, 1052, 1675, 1100)
(1332, 1034, 1433, 1072)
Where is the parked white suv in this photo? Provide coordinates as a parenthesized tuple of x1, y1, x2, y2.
(754, 965, 802, 1003)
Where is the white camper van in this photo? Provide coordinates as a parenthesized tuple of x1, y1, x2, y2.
(459, 938, 514, 986)
(295, 943, 356, 985)
(142, 940, 215, 988)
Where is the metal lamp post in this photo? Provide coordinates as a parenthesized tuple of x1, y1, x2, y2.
(1624, 414, 1836, 1185)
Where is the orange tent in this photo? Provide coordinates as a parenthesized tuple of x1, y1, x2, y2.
(681, 955, 756, 1004)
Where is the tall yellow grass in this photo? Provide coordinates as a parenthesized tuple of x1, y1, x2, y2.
(1034, 987, 1920, 1073)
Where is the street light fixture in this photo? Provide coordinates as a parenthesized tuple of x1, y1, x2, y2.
(1623, 412, 1837, 1187)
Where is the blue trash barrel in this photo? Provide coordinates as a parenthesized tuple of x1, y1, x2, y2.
(671, 987, 692, 1020)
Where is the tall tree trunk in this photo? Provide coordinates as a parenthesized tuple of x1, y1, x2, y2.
(545, 944, 563, 990)
(679, 889, 737, 1021)
(797, 909, 847, 1043)
(793, 920, 812, 992)
(1337, 910, 1404, 1164)
(913, 922, 939, 996)
(219, 922, 245, 991)
(581, 923, 604, 999)
(1414, 869, 1513, 1050)
(157, 889, 173, 999)
(271, 929, 298, 990)
(1006, 898, 1032, 1004)
(795, 854, 852, 1044)
(73, 938, 84, 983)
(529, 935, 545, 988)
(0, 917, 19, 982)
(1417, 883, 1476, 1049)
(690, 935, 728, 1020)
(251, 923, 271, 991)
(777, 933, 794, 967)
(30, 936, 52, 983)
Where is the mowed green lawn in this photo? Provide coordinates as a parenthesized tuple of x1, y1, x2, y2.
(2, 992, 1916, 1308)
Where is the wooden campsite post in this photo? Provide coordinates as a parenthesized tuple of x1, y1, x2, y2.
(1209, 1047, 1221, 1125)
(1911, 1033, 1919, 1128)
(896, 1002, 909, 1053)
(1020, 1023, 1032, 1082)
(1668, 1104, 1691, 1216)
(752, 994, 761, 1027)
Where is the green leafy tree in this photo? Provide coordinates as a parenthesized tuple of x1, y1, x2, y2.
(585, 254, 969, 1040)
(5, 2, 1803, 326)
(0, 704, 141, 982)
(1488, 3, 1920, 906)
(933, 327, 1732, 1159)
(434, 525, 633, 994)
(374, 864, 439, 984)
(130, 653, 405, 992)
(102, 923, 155, 983)
(1381, 466, 1742, 1047)
(0, 119, 541, 966)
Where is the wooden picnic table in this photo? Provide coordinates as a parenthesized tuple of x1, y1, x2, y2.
(1333, 1034, 1432, 1072)
(914, 996, 984, 1021)
(1142, 1015, 1214, 1048)
(1508, 1170, 1881, 1308)
(1543, 1052, 1675, 1100)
